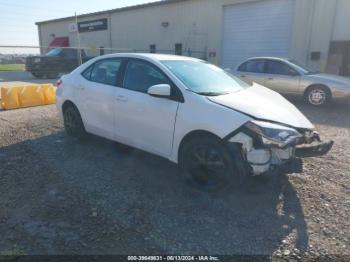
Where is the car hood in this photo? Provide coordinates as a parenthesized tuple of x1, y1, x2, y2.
(306, 73, 350, 86)
(208, 83, 314, 129)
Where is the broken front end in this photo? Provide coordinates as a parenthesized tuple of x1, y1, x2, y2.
(228, 120, 334, 175)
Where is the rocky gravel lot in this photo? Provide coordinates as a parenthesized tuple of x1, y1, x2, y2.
(0, 101, 349, 259)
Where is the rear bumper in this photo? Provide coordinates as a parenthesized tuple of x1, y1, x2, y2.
(55, 94, 64, 120)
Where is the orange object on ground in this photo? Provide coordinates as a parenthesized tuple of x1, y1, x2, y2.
(0, 83, 56, 110)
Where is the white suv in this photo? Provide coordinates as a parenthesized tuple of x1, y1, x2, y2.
(56, 53, 333, 190)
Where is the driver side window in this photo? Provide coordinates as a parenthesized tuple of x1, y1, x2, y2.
(266, 60, 298, 76)
(123, 60, 170, 93)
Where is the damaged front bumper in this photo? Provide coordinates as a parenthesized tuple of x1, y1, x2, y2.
(229, 130, 333, 176)
(295, 140, 334, 158)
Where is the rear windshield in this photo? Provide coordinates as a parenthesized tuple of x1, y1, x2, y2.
(46, 48, 62, 56)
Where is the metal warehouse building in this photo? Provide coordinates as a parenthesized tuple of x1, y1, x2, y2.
(36, 0, 350, 75)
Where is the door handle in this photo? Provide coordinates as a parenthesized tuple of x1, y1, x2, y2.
(240, 75, 246, 78)
(116, 95, 128, 102)
(76, 85, 85, 90)
(268, 77, 274, 80)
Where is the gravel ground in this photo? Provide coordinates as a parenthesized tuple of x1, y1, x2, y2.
(0, 101, 349, 258)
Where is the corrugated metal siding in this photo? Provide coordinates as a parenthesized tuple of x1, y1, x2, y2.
(110, 0, 211, 57)
(37, 0, 350, 69)
(221, 0, 295, 69)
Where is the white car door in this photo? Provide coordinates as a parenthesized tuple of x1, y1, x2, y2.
(114, 59, 180, 157)
(77, 58, 122, 140)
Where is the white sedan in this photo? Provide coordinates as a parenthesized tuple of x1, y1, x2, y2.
(56, 54, 333, 190)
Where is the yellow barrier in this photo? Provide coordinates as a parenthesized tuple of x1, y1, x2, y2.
(41, 84, 56, 105)
(0, 83, 56, 110)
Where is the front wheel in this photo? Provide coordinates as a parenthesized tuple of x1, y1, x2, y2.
(305, 86, 331, 106)
(179, 135, 248, 191)
(63, 106, 86, 140)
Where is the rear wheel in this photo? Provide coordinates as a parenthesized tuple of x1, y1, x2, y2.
(305, 86, 331, 106)
(179, 135, 248, 191)
(63, 106, 86, 140)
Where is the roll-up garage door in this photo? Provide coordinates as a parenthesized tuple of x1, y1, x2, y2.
(222, 0, 295, 69)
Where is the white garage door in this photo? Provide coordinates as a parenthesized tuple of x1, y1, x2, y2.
(222, 0, 295, 69)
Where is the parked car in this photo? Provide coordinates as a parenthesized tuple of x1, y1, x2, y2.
(233, 57, 350, 106)
(26, 48, 94, 79)
(56, 54, 333, 190)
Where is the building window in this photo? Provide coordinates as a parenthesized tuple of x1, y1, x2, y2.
(150, 44, 156, 53)
(175, 43, 182, 56)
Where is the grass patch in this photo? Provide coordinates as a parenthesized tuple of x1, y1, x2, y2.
(0, 64, 25, 71)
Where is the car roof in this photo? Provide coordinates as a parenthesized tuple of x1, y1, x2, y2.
(234, 56, 293, 70)
(245, 57, 290, 62)
(93, 53, 202, 62)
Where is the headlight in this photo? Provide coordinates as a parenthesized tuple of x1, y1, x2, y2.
(245, 120, 302, 148)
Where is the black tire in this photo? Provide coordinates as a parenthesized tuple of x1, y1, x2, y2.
(31, 72, 43, 78)
(63, 106, 86, 140)
(305, 86, 331, 106)
(179, 134, 249, 191)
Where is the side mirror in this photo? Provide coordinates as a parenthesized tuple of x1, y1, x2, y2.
(147, 84, 171, 98)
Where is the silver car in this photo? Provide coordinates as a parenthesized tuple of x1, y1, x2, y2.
(234, 57, 350, 106)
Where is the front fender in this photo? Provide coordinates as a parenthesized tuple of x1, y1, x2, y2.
(168, 94, 251, 163)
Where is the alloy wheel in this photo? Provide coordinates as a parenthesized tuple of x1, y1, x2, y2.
(186, 144, 228, 189)
(308, 89, 327, 106)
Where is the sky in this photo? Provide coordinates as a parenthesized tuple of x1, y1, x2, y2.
(0, 0, 160, 54)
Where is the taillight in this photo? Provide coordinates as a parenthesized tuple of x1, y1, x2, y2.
(56, 79, 62, 88)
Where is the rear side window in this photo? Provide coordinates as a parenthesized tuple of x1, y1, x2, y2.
(82, 66, 93, 80)
(82, 59, 122, 86)
(238, 60, 264, 73)
(238, 62, 247, 72)
(123, 60, 170, 93)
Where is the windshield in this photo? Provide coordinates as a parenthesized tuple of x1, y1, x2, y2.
(288, 59, 317, 74)
(46, 48, 62, 57)
(162, 60, 249, 95)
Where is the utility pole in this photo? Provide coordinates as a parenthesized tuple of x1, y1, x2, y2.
(75, 12, 83, 65)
